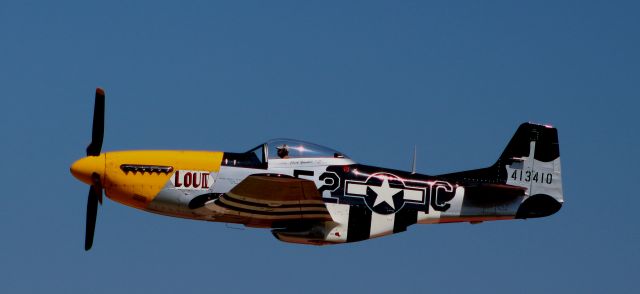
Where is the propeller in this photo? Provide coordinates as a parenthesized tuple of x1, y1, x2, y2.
(86, 88, 105, 156)
(85, 173, 102, 250)
(84, 88, 105, 251)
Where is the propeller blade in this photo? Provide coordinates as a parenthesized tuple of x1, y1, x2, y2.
(85, 173, 103, 251)
(86, 88, 105, 156)
(85, 184, 100, 251)
(91, 172, 103, 205)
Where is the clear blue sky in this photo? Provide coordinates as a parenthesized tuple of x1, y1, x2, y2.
(1, 1, 638, 293)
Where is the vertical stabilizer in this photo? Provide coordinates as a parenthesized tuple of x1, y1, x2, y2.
(498, 123, 563, 218)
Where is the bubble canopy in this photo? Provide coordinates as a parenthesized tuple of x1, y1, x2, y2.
(264, 139, 349, 160)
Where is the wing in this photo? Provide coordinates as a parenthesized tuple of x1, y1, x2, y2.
(207, 174, 332, 228)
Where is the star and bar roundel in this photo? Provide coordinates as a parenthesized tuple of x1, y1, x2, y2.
(344, 172, 428, 215)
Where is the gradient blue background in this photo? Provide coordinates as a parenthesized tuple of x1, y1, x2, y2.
(1, 1, 638, 293)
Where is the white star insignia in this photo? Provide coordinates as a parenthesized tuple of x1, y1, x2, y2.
(370, 178, 403, 209)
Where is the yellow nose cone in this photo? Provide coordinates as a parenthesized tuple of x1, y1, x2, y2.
(70, 154, 105, 185)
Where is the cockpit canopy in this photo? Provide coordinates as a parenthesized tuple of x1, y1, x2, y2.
(266, 139, 349, 160)
(221, 139, 350, 169)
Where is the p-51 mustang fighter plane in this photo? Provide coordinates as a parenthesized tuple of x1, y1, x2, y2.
(71, 88, 564, 250)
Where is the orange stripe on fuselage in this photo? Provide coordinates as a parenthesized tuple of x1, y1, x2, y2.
(104, 150, 223, 209)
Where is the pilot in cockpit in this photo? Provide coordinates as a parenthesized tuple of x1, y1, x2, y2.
(276, 144, 290, 159)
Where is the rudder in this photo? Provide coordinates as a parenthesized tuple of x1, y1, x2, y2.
(497, 123, 564, 218)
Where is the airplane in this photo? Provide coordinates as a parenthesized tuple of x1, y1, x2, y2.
(71, 88, 564, 250)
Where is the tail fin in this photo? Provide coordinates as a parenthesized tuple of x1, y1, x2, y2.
(498, 122, 560, 165)
(438, 123, 563, 217)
